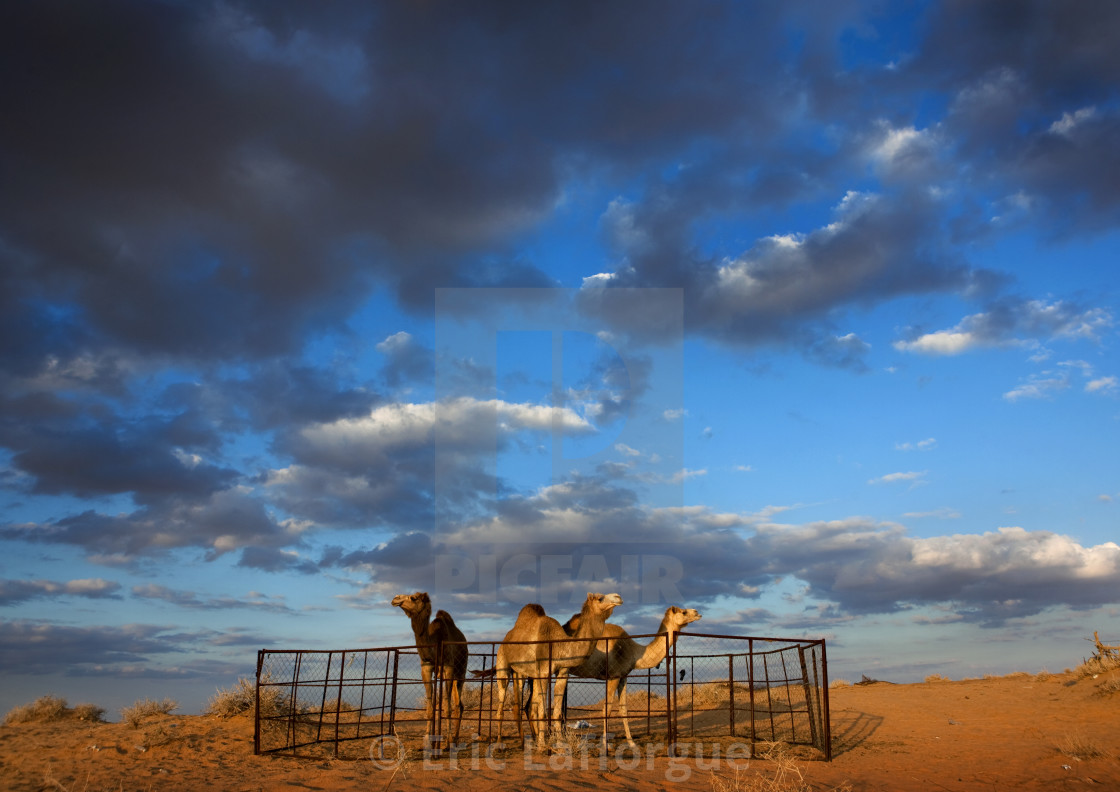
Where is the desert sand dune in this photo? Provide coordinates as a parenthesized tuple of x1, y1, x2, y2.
(2, 667, 1118, 791)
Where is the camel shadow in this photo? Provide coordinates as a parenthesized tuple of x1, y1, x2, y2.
(828, 709, 884, 757)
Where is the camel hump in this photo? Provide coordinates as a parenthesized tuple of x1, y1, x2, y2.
(562, 613, 582, 635)
(434, 609, 456, 624)
(518, 603, 547, 618)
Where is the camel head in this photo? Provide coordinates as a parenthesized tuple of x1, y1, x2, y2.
(582, 591, 623, 619)
(665, 605, 702, 630)
(391, 591, 431, 619)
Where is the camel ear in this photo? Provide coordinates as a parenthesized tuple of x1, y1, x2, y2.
(587, 592, 596, 601)
(418, 592, 430, 603)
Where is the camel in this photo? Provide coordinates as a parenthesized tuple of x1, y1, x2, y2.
(561, 605, 702, 746)
(491, 592, 623, 746)
(391, 591, 468, 744)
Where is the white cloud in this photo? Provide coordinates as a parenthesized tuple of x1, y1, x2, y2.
(1086, 376, 1118, 395)
(893, 330, 978, 355)
(298, 396, 594, 455)
(375, 331, 413, 354)
(614, 443, 642, 457)
(894, 301, 1112, 356)
(662, 408, 688, 421)
(668, 467, 708, 484)
(1049, 106, 1097, 137)
(1003, 373, 1069, 401)
(896, 438, 937, 452)
(869, 471, 927, 485)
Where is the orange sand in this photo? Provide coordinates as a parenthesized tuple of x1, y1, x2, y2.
(2, 669, 1118, 791)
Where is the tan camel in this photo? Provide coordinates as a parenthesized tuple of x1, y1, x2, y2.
(562, 605, 702, 746)
(391, 591, 468, 743)
(492, 592, 623, 746)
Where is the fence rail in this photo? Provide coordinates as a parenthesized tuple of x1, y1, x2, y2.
(255, 633, 830, 760)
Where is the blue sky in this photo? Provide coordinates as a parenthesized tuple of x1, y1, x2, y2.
(1, 1, 1118, 717)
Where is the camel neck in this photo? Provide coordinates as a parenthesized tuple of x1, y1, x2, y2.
(410, 610, 432, 641)
(634, 618, 680, 669)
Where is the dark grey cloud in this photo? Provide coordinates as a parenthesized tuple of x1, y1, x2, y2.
(0, 620, 185, 673)
(3, 487, 296, 563)
(131, 583, 298, 612)
(0, 578, 122, 607)
(330, 474, 1120, 627)
(583, 187, 973, 350)
(0, 0, 797, 378)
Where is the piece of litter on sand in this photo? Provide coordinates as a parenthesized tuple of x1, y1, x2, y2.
(1063, 765, 1073, 771)
(573, 720, 592, 729)
(948, 719, 961, 725)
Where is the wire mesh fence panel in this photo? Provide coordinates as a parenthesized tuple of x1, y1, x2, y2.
(255, 634, 830, 760)
(669, 634, 830, 759)
(256, 647, 408, 756)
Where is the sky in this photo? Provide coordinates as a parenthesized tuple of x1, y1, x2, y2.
(1, 0, 1119, 718)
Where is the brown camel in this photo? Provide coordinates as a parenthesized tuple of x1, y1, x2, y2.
(492, 592, 623, 746)
(562, 605, 702, 746)
(391, 591, 468, 743)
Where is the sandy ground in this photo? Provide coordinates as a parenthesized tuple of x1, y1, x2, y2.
(2, 669, 1118, 791)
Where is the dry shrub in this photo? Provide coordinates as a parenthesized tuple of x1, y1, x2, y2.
(1097, 677, 1120, 696)
(121, 697, 178, 728)
(4, 696, 105, 725)
(5, 695, 69, 725)
(460, 684, 484, 711)
(207, 674, 287, 719)
(924, 674, 950, 683)
(829, 679, 850, 689)
(1075, 632, 1120, 678)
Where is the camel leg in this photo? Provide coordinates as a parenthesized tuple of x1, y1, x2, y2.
(531, 675, 548, 748)
(449, 677, 463, 743)
(616, 676, 635, 747)
(552, 669, 571, 730)
(421, 664, 435, 737)
(495, 667, 510, 741)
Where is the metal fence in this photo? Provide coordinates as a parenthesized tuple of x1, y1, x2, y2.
(255, 633, 830, 760)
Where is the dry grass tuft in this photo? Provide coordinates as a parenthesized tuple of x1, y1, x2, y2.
(829, 679, 850, 689)
(924, 674, 950, 683)
(1057, 731, 1110, 760)
(1097, 677, 1120, 696)
(709, 745, 851, 792)
(121, 697, 178, 728)
(4, 696, 105, 726)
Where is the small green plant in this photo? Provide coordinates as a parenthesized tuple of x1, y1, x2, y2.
(120, 697, 178, 728)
